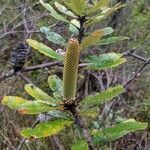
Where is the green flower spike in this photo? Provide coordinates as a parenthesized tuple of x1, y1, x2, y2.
(63, 38, 80, 101)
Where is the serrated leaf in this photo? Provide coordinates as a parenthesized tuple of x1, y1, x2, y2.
(70, 0, 85, 16)
(71, 139, 88, 150)
(62, 0, 85, 16)
(54, 2, 77, 18)
(84, 53, 126, 70)
(84, 3, 125, 28)
(26, 39, 63, 61)
(24, 84, 58, 106)
(93, 119, 148, 145)
(82, 85, 125, 106)
(48, 75, 63, 98)
(87, 0, 110, 14)
(98, 36, 130, 45)
(40, 0, 70, 23)
(2, 96, 57, 114)
(80, 28, 114, 50)
(21, 119, 73, 138)
(40, 26, 66, 46)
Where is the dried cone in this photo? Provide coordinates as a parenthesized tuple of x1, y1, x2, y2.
(63, 38, 80, 101)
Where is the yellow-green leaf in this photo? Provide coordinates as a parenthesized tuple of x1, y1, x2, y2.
(21, 119, 73, 138)
(26, 39, 63, 61)
(82, 85, 125, 106)
(80, 27, 114, 50)
(25, 84, 58, 106)
(79, 107, 98, 118)
(2, 96, 57, 114)
(70, 0, 85, 16)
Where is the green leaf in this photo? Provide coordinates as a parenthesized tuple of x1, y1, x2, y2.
(71, 139, 88, 150)
(47, 110, 69, 119)
(26, 39, 63, 61)
(80, 28, 114, 50)
(40, 26, 66, 46)
(39, 0, 70, 23)
(87, 0, 110, 14)
(62, 0, 85, 16)
(93, 119, 148, 145)
(24, 84, 58, 106)
(54, 2, 77, 18)
(84, 53, 126, 70)
(79, 107, 98, 118)
(21, 119, 73, 138)
(69, 0, 85, 16)
(2, 96, 57, 114)
(98, 36, 130, 45)
(48, 75, 63, 98)
(82, 85, 125, 106)
(84, 3, 125, 28)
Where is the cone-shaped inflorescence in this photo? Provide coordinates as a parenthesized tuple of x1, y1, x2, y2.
(63, 38, 80, 101)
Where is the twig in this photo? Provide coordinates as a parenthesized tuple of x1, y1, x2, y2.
(16, 72, 32, 84)
(22, 61, 61, 72)
(123, 50, 150, 64)
(124, 59, 150, 88)
(0, 70, 15, 82)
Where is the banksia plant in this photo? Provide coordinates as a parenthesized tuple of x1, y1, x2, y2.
(63, 38, 80, 102)
(1, 0, 148, 150)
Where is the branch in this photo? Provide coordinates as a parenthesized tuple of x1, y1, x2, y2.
(70, 107, 94, 150)
(16, 72, 32, 84)
(0, 62, 90, 83)
(123, 50, 150, 64)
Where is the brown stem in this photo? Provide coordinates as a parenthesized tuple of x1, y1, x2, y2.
(70, 107, 94, 150)
(124, 59, 150, 88)
(22, 61, 61, 72)
(78, 16, 86, 44)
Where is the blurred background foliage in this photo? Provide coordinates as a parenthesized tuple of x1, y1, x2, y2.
(0, 0, 149, 149)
